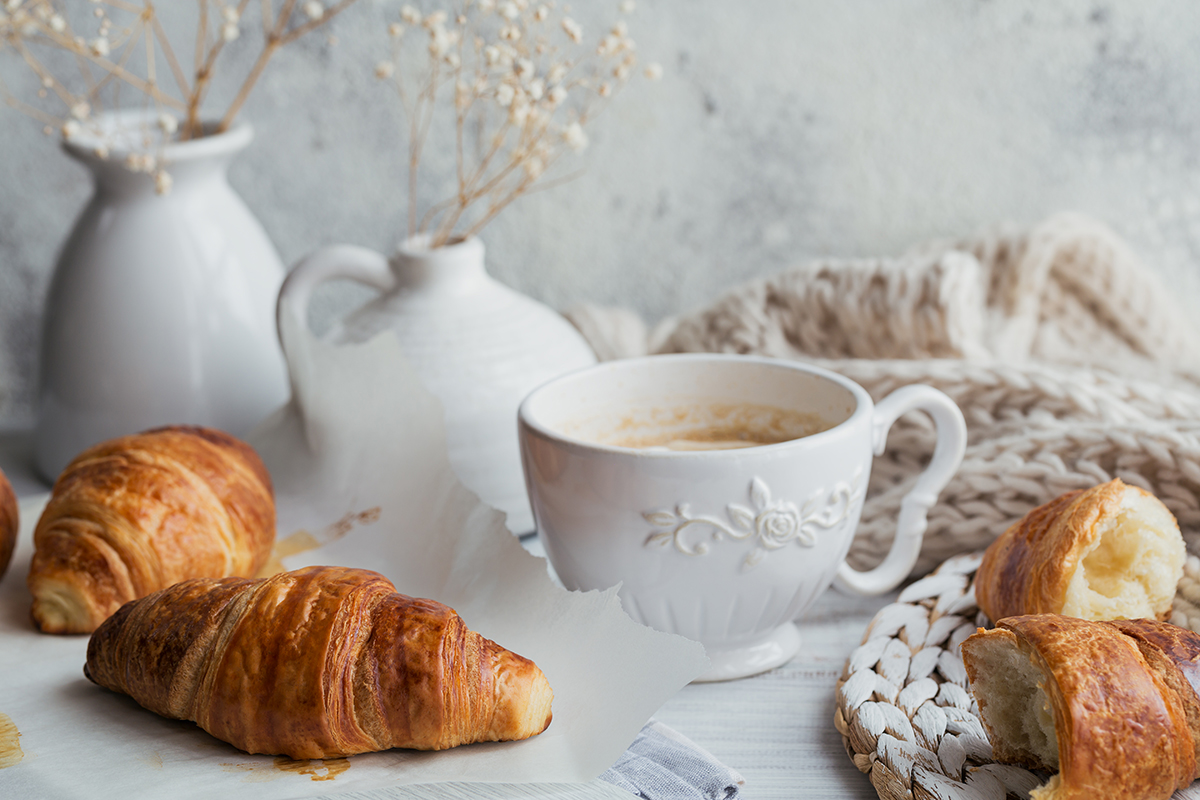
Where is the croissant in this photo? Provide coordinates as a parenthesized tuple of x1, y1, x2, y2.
(28, 425, 275, 634)
(0, 467, 16, 581)
(974, 479, 1185, 623)
(85, 565, 554, 758)
(961, 615, 1200, 800)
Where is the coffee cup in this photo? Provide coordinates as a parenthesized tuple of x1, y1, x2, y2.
(517, 354, 967, 681)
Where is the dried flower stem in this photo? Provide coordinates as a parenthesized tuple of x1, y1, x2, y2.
(376, 0, 661, 247)
(1, 0, 363, 161)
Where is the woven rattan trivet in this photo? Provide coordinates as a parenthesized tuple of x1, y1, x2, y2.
(834, 552, 1200, 800)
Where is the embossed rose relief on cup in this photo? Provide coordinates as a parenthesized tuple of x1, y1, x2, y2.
(518, 354, 967, 682)
(643, 470, 865, 569)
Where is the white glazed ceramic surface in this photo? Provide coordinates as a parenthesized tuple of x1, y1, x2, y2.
(34, 111, 289, 481)
(277, 235, 597, 534)
(518, 355, 967, 681)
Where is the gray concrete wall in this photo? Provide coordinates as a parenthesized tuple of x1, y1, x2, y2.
(4, 0, 1200, 426)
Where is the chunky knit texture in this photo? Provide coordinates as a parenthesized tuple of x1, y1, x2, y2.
(565, 212, 1200, 575)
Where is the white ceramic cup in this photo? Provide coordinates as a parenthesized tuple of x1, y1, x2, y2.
(518, 354, 967, 681)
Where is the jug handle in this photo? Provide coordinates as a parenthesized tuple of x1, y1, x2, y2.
(276, 245, 396, 341)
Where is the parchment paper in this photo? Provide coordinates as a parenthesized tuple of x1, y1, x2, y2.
(0, 310, 708, 799)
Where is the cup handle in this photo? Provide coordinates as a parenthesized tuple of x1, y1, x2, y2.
(276, 244, 396, 343)
(833, 384, 967, 596)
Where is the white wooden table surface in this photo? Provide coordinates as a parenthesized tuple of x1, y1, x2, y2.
(0, 429, 889, 800)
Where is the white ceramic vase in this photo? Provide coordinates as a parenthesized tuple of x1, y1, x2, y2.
(34, 112, 289, 480)
(278, 235, 598, 533)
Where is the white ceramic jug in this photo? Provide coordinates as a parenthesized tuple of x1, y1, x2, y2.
(277, 235, 598, 533)
(34, 112, 289, 480)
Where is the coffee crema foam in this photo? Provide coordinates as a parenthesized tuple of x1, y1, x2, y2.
(575, 402, 833, 451)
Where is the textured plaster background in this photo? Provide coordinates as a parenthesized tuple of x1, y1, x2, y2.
(4, 0, 1200, 426)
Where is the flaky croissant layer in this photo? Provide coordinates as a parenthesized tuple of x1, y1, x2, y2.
(28, 425, 275, 634)
(85, 565, 553, 759)
(0, 467, 16, 581)
(962, 615, 1200, 800)
(974, 479, 1185, 623)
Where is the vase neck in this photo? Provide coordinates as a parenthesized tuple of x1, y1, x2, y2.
(63, 113, 252, 200)
(390, 236, 488, 292)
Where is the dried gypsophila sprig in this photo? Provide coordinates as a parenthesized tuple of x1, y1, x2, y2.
(0, 0, 360, 193)
(375, 0, 661, 247)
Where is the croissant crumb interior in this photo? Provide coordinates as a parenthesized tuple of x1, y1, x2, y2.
(1062, 487, 1185, 620)
(964, 629, 1060, 771)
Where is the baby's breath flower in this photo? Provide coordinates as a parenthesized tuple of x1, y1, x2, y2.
(221, 21, 239, 41)
(154, 170, 173, 195)
(374, 60, 395, 79)
(444, 51, 461, 68)
(477, 0, 495, 12)
(157, 112, 178, 136)
(89, 36, 109, 57)
(597, 81, 612, 97)
(60, 119, 80, 138)
(547, 84, 567, 105)
(534, 5, 548, 22)
(124, 153, 155, 172)
(423, 10, 447, 27)
(302, 1, 324, 20)
(499, 23, 520, 41)
(547, 63, 568, 84)
(222, 6, 240, 22)
(388, 22, 404, 37)
(613, 63, 630, 81)
(563, 121, 587, 152)
(561, 17, 582, 43)
(612, 21, 628, 37)
(508, 97, 530, 125)
(514, 57, 534, 79)
(400, 5, 421, 25)
(644, 62, 662, 80)
(619, 0, 635, 12)
(499, 1, 519, 19)
(428, 26, 456, 57)
(70, 101, 90, 120)
(48, 14, 64, 32)
(495, 82, 515, 106)
(92, 144, 108, 159)
(527, 77, 544, 100)
(523, 155, 544, 179)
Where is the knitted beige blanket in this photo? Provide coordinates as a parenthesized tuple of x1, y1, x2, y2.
(566, 212, 1200, 575)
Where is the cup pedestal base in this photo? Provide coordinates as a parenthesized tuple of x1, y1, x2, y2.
(694, 623, 801, 682)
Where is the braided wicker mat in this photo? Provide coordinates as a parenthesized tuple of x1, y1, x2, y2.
(834, 552, 1200, 800)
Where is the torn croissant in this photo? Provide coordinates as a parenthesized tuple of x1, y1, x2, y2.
(975, 479, 1185, 622)
(961, 615, 1200, 800)
(85, 565, 554, 758)
(28, 426, 275, 634)
(0, 467, 16, 581)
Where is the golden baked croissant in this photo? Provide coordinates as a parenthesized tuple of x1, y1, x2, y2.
(975, 479, 1184, 623)
(961, 615, 1200, 800)
(28, 425, 275, 634)
(0, 466, 16, 581)
(85, 565, 554, 758)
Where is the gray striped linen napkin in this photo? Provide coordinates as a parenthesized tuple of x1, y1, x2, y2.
(599, 720, 744, 800)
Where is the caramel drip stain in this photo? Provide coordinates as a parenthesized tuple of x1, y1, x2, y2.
(256, 508, 382, 578)
(0, 713, 22, 769)
(273, 756, 351, 781)
(220, 757, 349, 783)
(256, 530, 321, 578)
